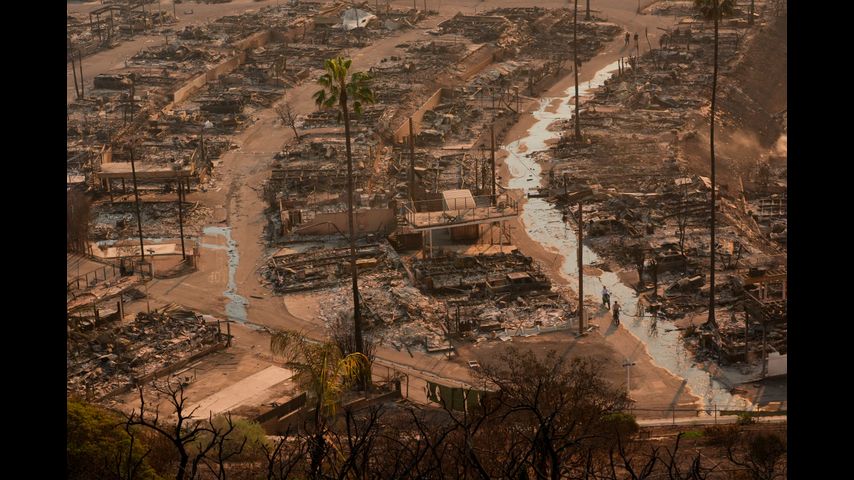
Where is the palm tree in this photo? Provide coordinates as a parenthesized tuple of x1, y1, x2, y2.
(707, 0, 721, 325)
(270, 331, 369, 418)
(313, 57, 375, 356)
(270, 330, 369, 476)
(694, 0, 734, 18)
(573, 0, 581, 141)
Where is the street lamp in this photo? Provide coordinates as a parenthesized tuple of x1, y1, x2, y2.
(623, 357, 636, 398)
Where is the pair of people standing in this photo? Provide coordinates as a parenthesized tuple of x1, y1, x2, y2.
(624, 32, 639, 47)
(602, 286, 620, 325)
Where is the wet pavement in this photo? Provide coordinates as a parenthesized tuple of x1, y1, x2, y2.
(502, 60, 751, 411)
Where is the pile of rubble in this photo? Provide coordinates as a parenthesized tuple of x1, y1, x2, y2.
(541, 17, 782, 295)
(67, 4, 176, 58)
(317, 276, 450, 353)
(264, 242, 391, 293)
(525, 5, 788, 368)
(91, 201, 213, 241)
(412, 251, 575, 333)
(67, 307, 222, 400)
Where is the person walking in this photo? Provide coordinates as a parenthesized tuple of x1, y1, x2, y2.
(625, 32, 630, 46)
(613, 301, 621, 326)
(602, 286, 611, 310)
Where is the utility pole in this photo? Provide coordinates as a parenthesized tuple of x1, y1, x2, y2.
(78, 50, 85, 98)
(479, 145, 486, 193)
(573, 0, 581, 140)
(708, 0, 719, 326)
(130, 146, 145, 264)
(70, 50, 81, 99)
(177, 177, 186, 259)
(130, 80, 136, 122)
(409, 117, 416, 201)
(651, 258, 658, 300)
(749, 0, 755, 25)
(577, 200, 584, 333)
(490, 123, 496, 202)
(744, 307, 750, 362)
(474, 153, 479, 194)
(585, 0, 590, 20)
(200, 125, 207, 168)
(761, 321, 767, 377)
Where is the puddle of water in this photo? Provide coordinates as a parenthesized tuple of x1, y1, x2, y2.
(502, 61, 750, 411)
(203, 226, 248, 323)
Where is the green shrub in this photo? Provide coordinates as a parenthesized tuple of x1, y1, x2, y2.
(192, 415, 271, 461)
(737, 412, 756, 425)
(601, 412, 640, 438)
(67, 400, 162, 480)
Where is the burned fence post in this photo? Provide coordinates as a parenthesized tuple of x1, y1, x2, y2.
(177, 178, 186, 260)
(577, 199, 584, 334)
(409, 117, 416, 201)
(70, 49, 81, 99)
(78, 50, 85, 98)
(490, 123, 496, 203)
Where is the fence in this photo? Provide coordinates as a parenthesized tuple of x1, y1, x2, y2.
(629, 403, 787, 425)
(68, 263, 123, 293)
(403, 193, 519, 229)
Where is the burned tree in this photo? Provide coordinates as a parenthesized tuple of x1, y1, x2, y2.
(67, 188, 91, 254)
(200, 413, 249, 480)
(125, 380, 219, 480)
(708, 0, 720, 326)
(712, 425, 787, 480)
(476, 347, 631, 479)
(275, 102, 301, 142)
(260, 430, 306, 480)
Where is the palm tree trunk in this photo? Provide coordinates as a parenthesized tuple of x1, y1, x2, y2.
(573, 0, 581, 140)
(341, 92, 365, 356)
(708, 1, 719, 325)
